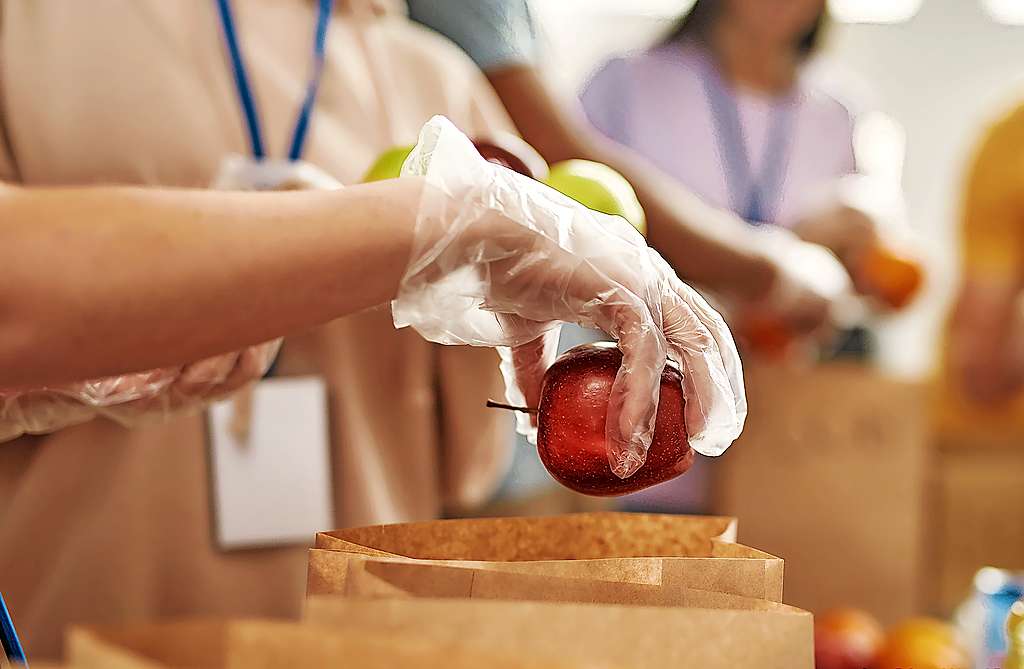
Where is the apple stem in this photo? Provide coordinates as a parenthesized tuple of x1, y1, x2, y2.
(486, 399, 538, 414)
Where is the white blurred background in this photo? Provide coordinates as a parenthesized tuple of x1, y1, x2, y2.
(532, 0, 1024, 378)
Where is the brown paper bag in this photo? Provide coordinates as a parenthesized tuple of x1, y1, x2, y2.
(306, 594, 814, 669)
(930, 437, 1024, 613)
(715, 362, 928, 622)
(313, 550, 793, 610)
(66, 619, 576, 669)
(313, 512, 784, 601)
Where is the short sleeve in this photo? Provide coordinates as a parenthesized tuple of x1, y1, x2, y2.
(405, 0, 536, 71)
(579, 57, 633, 148)
(961, 105, 1024, 280)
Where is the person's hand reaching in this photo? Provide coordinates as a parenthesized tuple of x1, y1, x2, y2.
(392, 116, 746, 478)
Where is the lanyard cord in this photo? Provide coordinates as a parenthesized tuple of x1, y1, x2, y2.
(0, 593, 27, 666)
(215, 0, 333, 161)
(701, 53, 797, 225)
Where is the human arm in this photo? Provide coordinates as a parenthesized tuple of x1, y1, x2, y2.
(407, 0, 779, 301)
(948, 107, 1024, 404)
(3, 116, 746, 473)
(486, 64, 783, 304)
(0, 179, 420, 387)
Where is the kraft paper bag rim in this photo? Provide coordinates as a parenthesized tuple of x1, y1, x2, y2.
(311, 552, 806, 616)
(308, 546, 785, 606)
(314, 512, 778, 561)
(67, 618, 578, 669)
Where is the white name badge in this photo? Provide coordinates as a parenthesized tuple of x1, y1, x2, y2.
(207, 376, 335, 550)
(211, 154, 343, 192)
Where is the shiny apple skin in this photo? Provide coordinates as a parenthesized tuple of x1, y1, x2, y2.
(537, 342, 692, 496)
(813, 608, 884, 669)
(473, 140, 535, 178)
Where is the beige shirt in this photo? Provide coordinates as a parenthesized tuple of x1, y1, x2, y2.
(0, 0, 516, 658)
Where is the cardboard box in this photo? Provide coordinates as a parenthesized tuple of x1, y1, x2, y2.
(714, 362, 930, 623)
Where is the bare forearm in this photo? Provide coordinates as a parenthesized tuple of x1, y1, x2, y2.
(487, 67, 774, 302)
(0, 179, 420, 386)
(583, 138, 775, 301)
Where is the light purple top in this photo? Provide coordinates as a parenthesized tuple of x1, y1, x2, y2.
(580, 43, 860, 512)
(580, 42, 858, 228)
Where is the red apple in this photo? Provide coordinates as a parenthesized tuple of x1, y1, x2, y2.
(737, 312, 796, 360)
(537, 342, 692, 496)
(814, 608, 884, 669)
(472, 132, 549, 181)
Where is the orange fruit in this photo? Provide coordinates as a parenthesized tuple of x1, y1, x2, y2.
(874, 618, 970, 669)
(857, 245, 924, 310)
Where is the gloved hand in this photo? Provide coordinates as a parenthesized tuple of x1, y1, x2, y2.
(793, 174, 924, 309)
(794, 203, 880, 272)
(743, 227, 853, 338)
(0, 341, 279, 443)
(392, 116, 745, 478)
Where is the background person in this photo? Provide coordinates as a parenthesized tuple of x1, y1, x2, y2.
(579, 0, 904, 511)
(407, 0, 839, 336)
(941, 101, 1024, 442)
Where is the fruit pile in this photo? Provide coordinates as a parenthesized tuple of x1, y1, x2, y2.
(815, 608, 970, 669)
(361, 132, 646, 235)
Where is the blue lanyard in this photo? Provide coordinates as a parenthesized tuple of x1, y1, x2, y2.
(701, 54, 796, 225)
(1, 593, 27, 667)
(215, 0, 332, 161)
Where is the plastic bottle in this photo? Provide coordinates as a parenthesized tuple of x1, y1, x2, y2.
(1005, 599, 1024, 669)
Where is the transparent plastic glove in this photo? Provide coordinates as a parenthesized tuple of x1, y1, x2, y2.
(0, 341, 279, 443)
(392, 116, 745, 477)
(754, 227, 855, 332)
(796, 174, 928, 306)
(794, 202, 880, 270)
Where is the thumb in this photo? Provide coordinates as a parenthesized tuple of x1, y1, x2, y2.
(498, 326, 561, 443)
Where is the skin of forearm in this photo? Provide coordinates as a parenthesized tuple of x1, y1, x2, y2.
(485, 66, 775, 303)
(0, 178, 422, 387)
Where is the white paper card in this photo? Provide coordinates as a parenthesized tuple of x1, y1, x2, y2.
(207, 376, 334, 550)
(211, 154, 342, 191)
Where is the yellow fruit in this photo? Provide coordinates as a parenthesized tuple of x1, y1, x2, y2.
(544, 159, 646, 236)
(875, 618, 970, 669)
(361, 145, 414, 183)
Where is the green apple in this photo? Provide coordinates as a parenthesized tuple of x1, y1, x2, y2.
(544, 160, 646, 236)
(361, 145, 414, 183)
